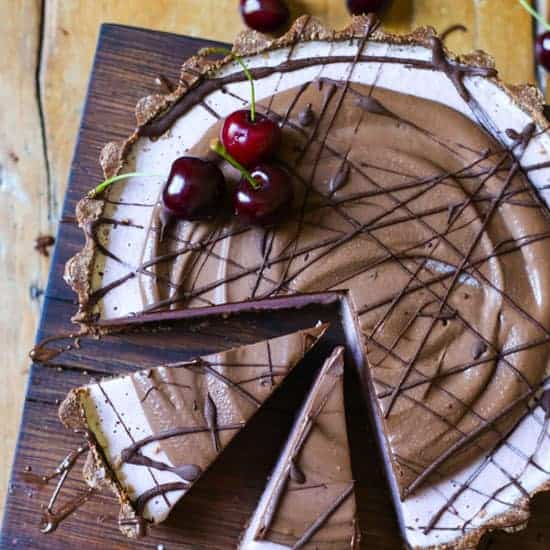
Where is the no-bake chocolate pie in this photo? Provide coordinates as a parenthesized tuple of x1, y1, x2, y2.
(58, 324, 327, 537)
(240, 347, 359, 550)
(64, 14, 550, 550)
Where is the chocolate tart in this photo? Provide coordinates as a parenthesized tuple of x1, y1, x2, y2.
(64, 14, 550, 549)
(58, 323, 327, 537)
(240, 347, 359, 550)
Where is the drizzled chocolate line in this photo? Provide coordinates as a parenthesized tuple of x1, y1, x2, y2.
(119, 423, 244, 464)
(134, 482, 189, 514)
(292, 482, 355, 550)
(440, 24, 468, 43)
(40, 444, 92, 534)
(204, 393, 220, 453)
(182, 360, 262, 407)
(266, 340, 275, 388)
(257, 357, 342, 539)
(30, 330, 86, 364)
(406, 387, 534, 498)
(123, 451, 202, 483)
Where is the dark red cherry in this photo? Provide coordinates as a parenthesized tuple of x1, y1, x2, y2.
(162, 157, 225, 221)
(233, 163, 293, 226)
(347, 0, 388, 15)
(536, 32, 550, 71)
(221, 109, 281, 168)
(240, 0, 290, 33)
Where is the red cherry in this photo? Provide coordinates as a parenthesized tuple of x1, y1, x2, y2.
(233, 163, 293, 226)
(221, 110, 281, 168)
(162, 157, 225, 221)
(536, 32, 550, 71)
(240, 0, 290, 33)
(347, 0, 388, 15)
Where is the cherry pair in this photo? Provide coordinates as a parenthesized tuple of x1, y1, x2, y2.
(162, 148, 293, 227)
(162, 46, 293, 227)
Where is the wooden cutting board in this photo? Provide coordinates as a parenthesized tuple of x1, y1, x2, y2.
(1, 24, 549, 550)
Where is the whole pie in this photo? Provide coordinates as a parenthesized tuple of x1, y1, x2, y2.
(65, 14, 550, 550)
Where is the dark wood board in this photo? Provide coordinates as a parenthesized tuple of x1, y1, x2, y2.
(1, 24, 549, 549)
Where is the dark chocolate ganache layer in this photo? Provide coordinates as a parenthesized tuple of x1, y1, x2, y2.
(132, 80, 550, 498)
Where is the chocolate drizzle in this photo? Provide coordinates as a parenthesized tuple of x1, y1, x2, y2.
(289, 460, 306, 484)
(40, 444, 92, 534)
(34, 234, 55, 257)
(134, 482, 189, 514)
(30, 331, 86, 364)
(253, 348, 357, 547)
(292, 483, 355, 550)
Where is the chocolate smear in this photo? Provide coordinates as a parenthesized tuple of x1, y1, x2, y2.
(440, 24, 468, 43)
(204, 393, 221, 452)
(329, 162, 350, 196)
(34, 235, 55, 257)
(155, 74, 175, 93)
(472, 341, 488, 360)
(289, 460, 306, 484)
(541, 390, 550, 419)
(298, 103, 314, 127)
(174, 463, 202, 483)
(356, 95, 395, 118)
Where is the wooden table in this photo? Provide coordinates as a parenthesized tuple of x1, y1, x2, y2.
(0, 0, 547, 522)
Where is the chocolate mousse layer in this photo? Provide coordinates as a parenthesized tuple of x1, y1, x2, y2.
(59, 323, 327, 537)
(241, 347, 359, 549)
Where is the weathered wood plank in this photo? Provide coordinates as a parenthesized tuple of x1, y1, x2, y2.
(476, 0, 536, 84)
(0, 0, 51, 517)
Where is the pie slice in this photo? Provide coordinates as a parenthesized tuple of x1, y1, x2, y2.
(240, 347, 359, 550)
(64, 14, 550, 549)
(58, 323, 327, 537)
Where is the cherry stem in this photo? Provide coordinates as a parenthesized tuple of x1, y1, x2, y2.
(210, 139, 260, 190)
(519, 0, 550, 32)
(88, 172, 162, 199)
(200, 47, 256, 122)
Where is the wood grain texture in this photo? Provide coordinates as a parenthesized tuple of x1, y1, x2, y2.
(0, 0, 51, 519)
(476, 0, 535, 85)
(1, 24, 549, 550)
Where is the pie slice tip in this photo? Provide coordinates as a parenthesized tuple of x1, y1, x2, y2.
(58, 322, 328, 537)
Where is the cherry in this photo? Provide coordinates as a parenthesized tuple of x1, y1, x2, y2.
(536, 31, 550, 71)
(347, 0, 388, 15)
(221, 109, 281, 168)
(233, 163, 293, 226)
(240, 0, 290, 33)
(519, 0, 550, 70)
(161, 157, 225, 221)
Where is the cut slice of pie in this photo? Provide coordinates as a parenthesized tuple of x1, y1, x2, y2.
(58, 323, 327, 537)
(64, 13, 550, 549)
(240, 347, 359, 550)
